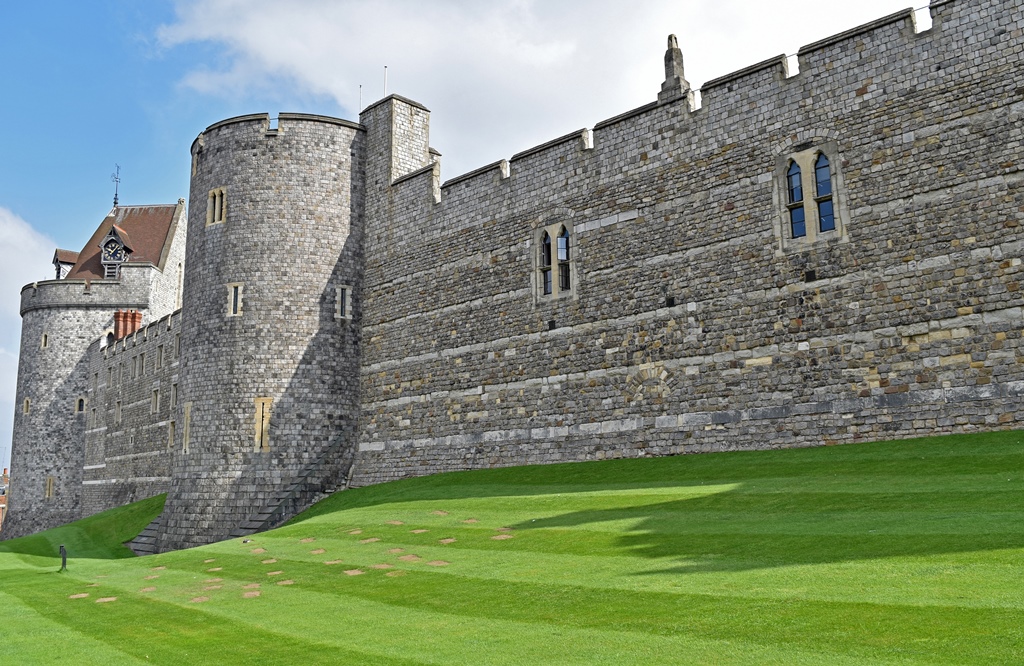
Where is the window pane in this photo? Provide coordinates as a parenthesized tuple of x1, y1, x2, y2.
(818, 200, 835, 232)
(542, 269, 552, 295)
(541, 233, 552, 267)
(815, 154, 832, 197)
(559, 263, 571, 291)
(790, 206, 806, 238)
(557, 228, 569, 261)
(787, 163, 802, 203)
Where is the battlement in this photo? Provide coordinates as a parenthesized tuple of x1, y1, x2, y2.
(395, 0, 1008, 212)
(191, 112, 363, 153)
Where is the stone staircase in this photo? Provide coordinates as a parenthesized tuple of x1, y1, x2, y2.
(228, 437, 353, 540)
(126, 513, 164, 556)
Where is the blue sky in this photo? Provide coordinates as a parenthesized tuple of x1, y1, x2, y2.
(0, 0, 921, 469)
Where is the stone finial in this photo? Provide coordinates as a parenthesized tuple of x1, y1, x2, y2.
(659, 34, 690, 103)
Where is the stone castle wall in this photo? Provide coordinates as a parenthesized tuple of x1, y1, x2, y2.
(3, 201, 187, 539)
(7, 0, 1024, 547)
(351, 0, 1024, 484)
(82, 311, 181, 516)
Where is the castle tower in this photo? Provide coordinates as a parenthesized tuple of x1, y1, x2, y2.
(3, 203, 186, 539)
(158, 113, 365, 550)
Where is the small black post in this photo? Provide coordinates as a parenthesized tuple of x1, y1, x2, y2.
(59, 544, 67, 572)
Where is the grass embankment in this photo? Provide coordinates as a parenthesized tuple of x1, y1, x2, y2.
(1, 432, 1023, 664)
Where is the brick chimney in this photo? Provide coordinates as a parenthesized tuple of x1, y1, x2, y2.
(113, 310, 143, 340)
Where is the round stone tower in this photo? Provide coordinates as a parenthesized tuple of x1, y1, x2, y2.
(4, 287, 109, 535)
(159, 113, 365, 550)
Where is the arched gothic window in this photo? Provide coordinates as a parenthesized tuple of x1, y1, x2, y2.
(540, 232, 553, 295)
(815, 153, 835, 232)
(786, 162, 806, 238)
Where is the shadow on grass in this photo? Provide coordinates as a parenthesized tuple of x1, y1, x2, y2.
(296, 430, 1024, 574)
(503, 434, 1024, 573)
(0, 494, 165, 563)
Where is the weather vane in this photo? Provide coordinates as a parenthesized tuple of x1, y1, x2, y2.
(111, 164, 121, 207)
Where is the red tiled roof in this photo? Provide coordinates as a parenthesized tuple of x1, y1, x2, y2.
(53, 249, 80, 265)
(66, 203, 183, 280)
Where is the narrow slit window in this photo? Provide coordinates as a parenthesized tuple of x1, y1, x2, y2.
(156, 345, 163, 369)
(254, 397, 272, 452)
(151, 389, 159, 414)
(23, 398, 30, 414)
(115, 400, 122, 424)
(171, 383, 178, 409)
(182, 402, 192, 453)
(76, 398, 85, 413)
(41, 333, 48, 349)
(336, 285, 352, 320)
(815, 153, 835, 233)
(227, 283, 243, 316)
(167, 421, 175, 450)
(787, 162, 806, 239)
(139, 352, 145, 377)
(44, 476, 55, 500)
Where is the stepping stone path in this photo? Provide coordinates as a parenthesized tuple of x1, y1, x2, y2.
(277, 580, 295, 586)
(492, 534, 514, 540)
(385, 521, 403, 525)
(139, 587, 157, 593)
(243, 584, 261, 589)
(371, 563, 394, 570)
(439, 538, 457, 544)
(385, 571, 406, 578)
(300, 538, 316, 543)
(310, 549, 326, 555)
(267, 571, 284, 576)
(348, 530, 363, 535)
(360, 538, 381, 544)
(96, 597, 117, 603)
(262, 559, 277, 564)
(207, 567, 223, 572)
(343, 570, 364, 576)
(251, 548, 267, 554)
(387, 548, 404, 554)
(144, 575, 159, 580)
(189, 597, 208, 603)
(68, 593, 89, 599)
(151, 566, 166, 571)
(431, 511, 449, 516)
(204, 585, 223, 591)
(426, 561, 450, 567)
(410, 530, 428, 534)
(203, 559, 216, 563)
(462, 519, 479, 524)
(398, 555, 421, 562)
(324, 560, 342, 565)
(205, 578, 223, 583)
(243, 591, 261, 598)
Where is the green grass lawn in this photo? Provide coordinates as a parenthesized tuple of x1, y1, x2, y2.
(2, 431, 1023, 664)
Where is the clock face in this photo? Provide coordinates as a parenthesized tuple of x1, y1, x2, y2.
(102, 240, 124, 262)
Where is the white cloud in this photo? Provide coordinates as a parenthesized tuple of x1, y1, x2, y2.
(0, 208, 56, 469)
(160, 0, 914, 179)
